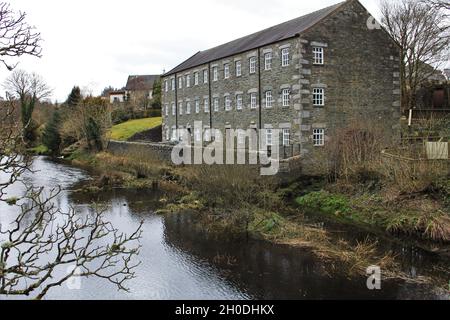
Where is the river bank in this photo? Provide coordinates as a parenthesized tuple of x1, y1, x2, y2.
(61, 147, 450, 291)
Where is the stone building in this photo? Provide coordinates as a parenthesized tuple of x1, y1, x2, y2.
(161, 0, 401, 170)
(125, 75, 160, 109)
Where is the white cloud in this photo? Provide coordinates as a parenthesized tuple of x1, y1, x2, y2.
(1, 0, 388, 101)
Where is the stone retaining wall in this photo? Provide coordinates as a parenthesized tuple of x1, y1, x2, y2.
(107, 140, 302, 181)
(107, 140, 174, 162)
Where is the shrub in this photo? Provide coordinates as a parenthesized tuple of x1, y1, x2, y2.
(296, 191, 352, 216)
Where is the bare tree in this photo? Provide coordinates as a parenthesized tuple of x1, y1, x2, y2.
(3, 70, 52, 142)
(425, 0, 450, 11)
(60, 96, 112, 151)
(0, 2, 42, 71)
(0, 99, 29, 199)
(381, 0, 450, 113)
(0, 97, 142, 300)
(0, 188, 142, 299)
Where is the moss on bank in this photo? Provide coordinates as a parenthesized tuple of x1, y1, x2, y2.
(295, 191, 450, 244)
(27, 144, 49, 155)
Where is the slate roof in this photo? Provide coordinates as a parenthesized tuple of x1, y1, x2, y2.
(125, 75, 160, 91)
(165, 1, 346, 76)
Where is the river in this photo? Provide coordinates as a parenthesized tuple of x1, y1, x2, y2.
(0, 157, 448, 300)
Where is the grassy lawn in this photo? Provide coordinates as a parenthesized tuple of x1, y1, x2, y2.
(110, 117, 162, 141)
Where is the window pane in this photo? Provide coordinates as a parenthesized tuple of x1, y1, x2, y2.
(265, 91, 272, 108)
(236, 61, 242, 77)
(265, 53, 272, 70)
(313, 129, 325, 146)
(282, 48, 289, 66)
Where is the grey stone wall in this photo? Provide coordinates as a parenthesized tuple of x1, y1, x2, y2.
(161, 0, 401, 175)
(298, 0, 401, 172)
(107, 140, 174, 162)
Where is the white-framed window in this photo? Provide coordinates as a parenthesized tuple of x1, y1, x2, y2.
(282, 129, 290, 146)
(265, 91, 273, 108)
(165, 104, 169, 116)
(249, 57, 257, 74)
(266, 129, 273, 146)
(171, 78, 175, 91)
(224, 64, 230, 79)
(179, 102, 183, 115)
(282, 88, 290, 107)
(225, 96, 231, 111)
(186, 75, 191, 87)
(171, 128, 178, 141)
(236, 94, 243, 110)
(171, 103, 176, 116)
(178, 77, 183, 89)
(235, 61, 242, 77)
(164, 80, 169, 92)
(264, 52, 272, 70)
(195, 100, 200, 113)
(214, 98, 219, 112)
(194, 128, 201, 142)
(213, 67, 218, 81)
(250, 93, 257, 109)
(312, 88, 325, 106)
(281, 48, 290, 67)
(194, 72, 199, 85)
(186, 102, 191, 114)
(204, 127, 211, 142)
(203, 70, 208, 84)
(313, 129, 325, 146)
(313, 47, 324, 65)
(204, 98, 209, 113)
(166, 129, 170, 141)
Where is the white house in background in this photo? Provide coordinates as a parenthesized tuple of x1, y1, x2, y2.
(109, 90, 127, 103)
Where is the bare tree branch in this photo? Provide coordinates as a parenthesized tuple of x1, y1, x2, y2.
(381, 0, 450, 112)
(423, 0, 450, 11)
(0, 2, 42, 71)
(0, 93, 142, 300)
(3, 70, 52, 142)
(0, 98, 30, 199)
(0, 187, 143, 299)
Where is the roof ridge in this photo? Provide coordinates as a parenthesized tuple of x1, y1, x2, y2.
(164, 1, 347, 76)
(198, 1, 345, 55)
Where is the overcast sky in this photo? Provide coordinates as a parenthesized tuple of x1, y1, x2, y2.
(3, 0, 386, 101)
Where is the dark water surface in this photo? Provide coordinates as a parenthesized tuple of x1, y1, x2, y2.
(0, 157, 448, 300)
